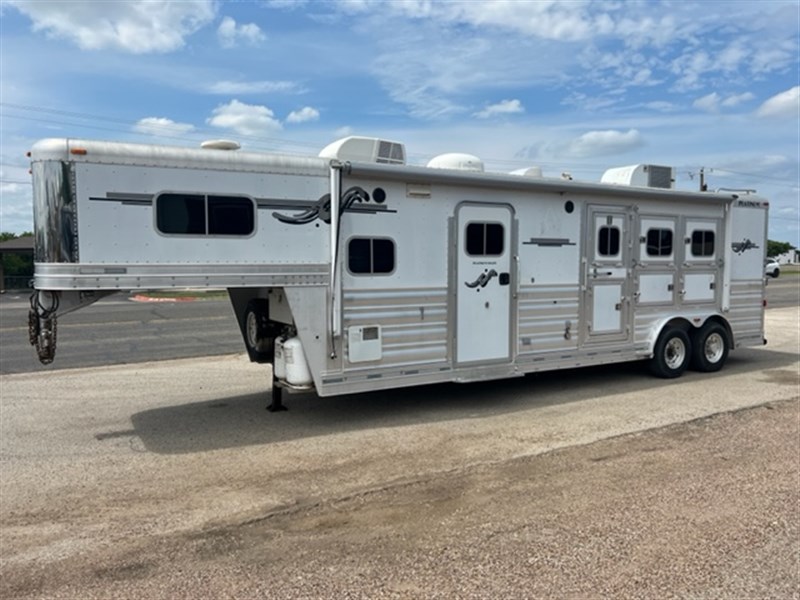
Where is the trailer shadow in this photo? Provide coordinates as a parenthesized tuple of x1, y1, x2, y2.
(129, 345, 798, 455)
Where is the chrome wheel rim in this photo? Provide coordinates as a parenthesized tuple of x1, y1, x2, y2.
(704, 332, 724, 363)
(665, 337, 686, 370)
(246, 311, 258, 348)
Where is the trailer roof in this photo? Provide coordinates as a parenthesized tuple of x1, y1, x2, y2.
(343, 161, 757, 205)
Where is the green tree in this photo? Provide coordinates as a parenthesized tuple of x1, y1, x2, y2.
(767, 240, 794, 257)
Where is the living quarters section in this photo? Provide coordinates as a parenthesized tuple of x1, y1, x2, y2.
(30, 139, 332, 290)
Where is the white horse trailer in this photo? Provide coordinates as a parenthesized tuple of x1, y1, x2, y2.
(27, 137, 768, 409)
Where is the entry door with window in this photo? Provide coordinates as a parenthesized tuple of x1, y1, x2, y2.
(455, 204, 514, 364)
(585, 208, 632, 342)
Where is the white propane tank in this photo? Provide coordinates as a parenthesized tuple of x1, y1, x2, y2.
(274, 338, 286, 381)
(282, 336, 312, 386)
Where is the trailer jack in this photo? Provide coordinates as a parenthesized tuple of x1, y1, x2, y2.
(267, 380, 287, 412)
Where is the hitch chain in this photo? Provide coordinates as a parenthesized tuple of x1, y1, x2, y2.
(28, 291, 59, 365)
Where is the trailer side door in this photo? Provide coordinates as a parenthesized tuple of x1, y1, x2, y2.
(455, 204, 514, 364)
(585, 207, 632, 343)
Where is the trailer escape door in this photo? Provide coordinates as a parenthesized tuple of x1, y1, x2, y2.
(586, 208, 632, 342)
(455, 204, 514, 364)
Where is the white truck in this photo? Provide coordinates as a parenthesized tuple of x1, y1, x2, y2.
(27, 136, 768, 409)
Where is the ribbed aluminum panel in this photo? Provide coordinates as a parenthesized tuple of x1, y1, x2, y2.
(517, 284, 580, 353)
(728, 280, 765, 347)
(342, 287, 449, 368)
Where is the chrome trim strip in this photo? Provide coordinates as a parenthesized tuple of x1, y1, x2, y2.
(33, 262, 330, 290)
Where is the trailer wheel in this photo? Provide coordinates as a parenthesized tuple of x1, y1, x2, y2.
(690, 322, 729, 373)
(243, 300, 272, 362)
(649, 326, 691, 378)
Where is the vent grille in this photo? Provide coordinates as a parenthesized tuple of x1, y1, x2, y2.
(647, 165, 673, 189)
(376, 141, 405, 165)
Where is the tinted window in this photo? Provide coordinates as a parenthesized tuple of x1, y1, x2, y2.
(348, 237, 395, 274)
(691, 230, 715, 257)
(208, 196, 254, 235)
(157, 194, 205, 234)
(156, 194, 254, 236)
(646, 228, 673, 257)
(598, 226, 620, 256)
(466, 222, 504, 256)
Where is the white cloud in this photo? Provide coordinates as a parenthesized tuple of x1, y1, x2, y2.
(204, 80, 302, 95)
(756, 86, 800, 119)
(563, 129, 644, 158)
(694, 91, 757, 113)
(133, 117, 195, 136)
(286, 107, 320, 124)
(693, 92, 721, 113)
(207, 100, 282, 135)
(9, 0, 215, 54)
(721, 92, 755, 107)
(217, 16, 266, 49)
(474, 99, 524, 119)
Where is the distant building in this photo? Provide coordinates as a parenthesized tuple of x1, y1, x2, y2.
(0, 235, 34, 292)
(774, 249, 800, 265)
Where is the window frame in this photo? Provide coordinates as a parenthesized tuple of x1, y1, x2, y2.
(597, 225, 621, 258)
(154, 192, 256, 238)
(690, 229, 716, 258)
(645, 227, 674, 258)
(346, 236, 397, 276)
(465, 221, 505, 257)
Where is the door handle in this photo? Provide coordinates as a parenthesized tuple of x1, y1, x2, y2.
(499, 272, 510, 285)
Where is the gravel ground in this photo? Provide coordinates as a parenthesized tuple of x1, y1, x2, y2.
(2, 399, 798, 599)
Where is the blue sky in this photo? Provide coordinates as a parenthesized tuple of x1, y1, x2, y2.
(1, 0, 798, 244)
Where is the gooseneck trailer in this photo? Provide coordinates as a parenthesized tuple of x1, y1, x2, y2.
(27, 136, 768, 408)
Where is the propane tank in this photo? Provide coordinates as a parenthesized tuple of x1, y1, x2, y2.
(273, 337, 286, 381)
(282, 336, 312, 386)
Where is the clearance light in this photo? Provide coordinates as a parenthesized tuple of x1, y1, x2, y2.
(70, 148, 88, 155)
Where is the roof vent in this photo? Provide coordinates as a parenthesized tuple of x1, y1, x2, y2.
(427, 153, 484, 172)
(510, 166, 543, 178)
(601, 164, 674, 189)
(319, 136, 405, 165)
(200, 140, 241, 151)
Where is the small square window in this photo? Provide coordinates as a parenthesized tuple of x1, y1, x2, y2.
(466, 222, 504, 256)
(646, 228, 673, 257)
(348, 237, 395, 275)
(598, 226, 620, 256)
(691, 230, 715, 257)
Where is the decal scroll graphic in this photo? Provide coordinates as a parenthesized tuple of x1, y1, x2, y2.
(465, 269, 498, 289)
(731, 238, 760, 255)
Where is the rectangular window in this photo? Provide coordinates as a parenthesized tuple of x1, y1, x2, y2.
(646, 228, 673, 257)
(348, 237, 395, 274)
(156, 193, 254, 236)
(598, 226, 620, 257)
(466, 222, 504, 256)
(691, 230, 715, 257)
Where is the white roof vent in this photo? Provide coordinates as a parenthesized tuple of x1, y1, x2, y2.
(427, 153, 484, 172)
(319, 136, 405, 165)
(200, 139, 241, 151)
(601, 164, 674, 189)
(510, 166, 543, 178)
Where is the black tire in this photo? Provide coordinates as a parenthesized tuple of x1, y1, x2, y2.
(649, 326, 691, 378)
(243, 299, 272, 362)
(772, 268, 780, 278)
(690, 322, 729, 372)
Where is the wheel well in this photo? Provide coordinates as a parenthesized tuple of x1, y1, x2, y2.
(651, 316, 732, 355)
(700, 315, 733, 347)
